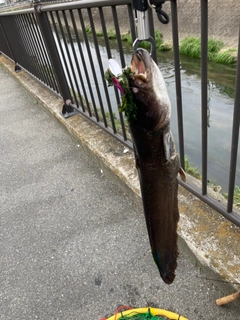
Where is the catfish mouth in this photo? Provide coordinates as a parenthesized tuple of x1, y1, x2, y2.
(130, 49, 149, 83)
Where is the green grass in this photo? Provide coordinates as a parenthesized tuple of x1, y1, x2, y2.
(107, 28, 117, 39)
(179, 37, 201, 59)
(234, 186, 240, 207)
(85, 25, 91, 34)
(121, 32, 133, 46)
(81, 26, 236, 65)
(92, 28, 170, 52)
(96, 30, 103, 37)
(184, 155, 202, 180)
(208, 38, 224, 59)
(223, 186, 240, 208)
(87, 27, 236, 64)
(179, 37, 230, 62)
(214, 48, 238, 64)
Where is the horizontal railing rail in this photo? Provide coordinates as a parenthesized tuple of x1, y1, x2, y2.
(0, 0, 239, 227)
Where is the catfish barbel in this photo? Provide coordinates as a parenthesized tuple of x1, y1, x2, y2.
(128, 48, 186, 284)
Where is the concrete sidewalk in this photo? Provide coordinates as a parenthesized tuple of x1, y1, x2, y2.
(0, 58, 240, 320)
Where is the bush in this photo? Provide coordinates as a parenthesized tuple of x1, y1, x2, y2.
(184, 155, 202, 180)
(179, 37, 227, 62)
(214, 49, 237, 64)
(179, 37, 201, 58)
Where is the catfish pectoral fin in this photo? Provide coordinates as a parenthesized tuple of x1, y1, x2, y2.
(163, 132, 172, 163)
(178, 167, 187, 182)
(133, 145, 140, 169)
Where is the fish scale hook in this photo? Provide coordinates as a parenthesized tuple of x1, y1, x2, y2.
(148, 0, 170, 24)
(132, 0, 169, 57)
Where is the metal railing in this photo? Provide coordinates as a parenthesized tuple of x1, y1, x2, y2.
(0, 0, 239, 227)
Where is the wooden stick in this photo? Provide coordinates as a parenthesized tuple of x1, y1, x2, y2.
(216, 291, 240, 306)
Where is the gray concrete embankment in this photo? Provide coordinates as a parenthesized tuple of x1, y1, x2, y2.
(87, 1, 239, 48)
(1, 55, 240, 319)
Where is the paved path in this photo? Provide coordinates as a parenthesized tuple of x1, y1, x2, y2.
(0, 65, 240, 320)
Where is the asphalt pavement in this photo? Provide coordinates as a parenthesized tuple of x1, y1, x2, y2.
(1, 65, 240, 320)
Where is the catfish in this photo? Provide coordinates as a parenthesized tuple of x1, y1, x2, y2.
(129, 48, 186, 284)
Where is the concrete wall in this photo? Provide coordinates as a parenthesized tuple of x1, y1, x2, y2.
(156, 0, 240, 47)
(90, 1, 239, 48)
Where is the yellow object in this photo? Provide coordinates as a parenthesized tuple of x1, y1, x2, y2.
(105, 307, 189, 320)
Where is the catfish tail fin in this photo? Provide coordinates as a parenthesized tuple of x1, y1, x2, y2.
(152, 249, 178, 285)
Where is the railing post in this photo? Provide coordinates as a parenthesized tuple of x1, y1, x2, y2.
(227, 23, 240, 213)
(170, 0, 185, 170)
(201, 0, 208, 196)
(0, 16, 21, 72)
(33, 0, 76, 116)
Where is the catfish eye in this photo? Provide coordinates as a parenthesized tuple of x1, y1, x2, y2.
(132, 87, 139, 93)
(136, 79, 144, 86)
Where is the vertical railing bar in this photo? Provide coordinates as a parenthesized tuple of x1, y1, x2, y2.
(26, 13, 53, 87)
(127, 2, 136, 44)
(98, 7, 111, 58)
(11, 15, 30, 67)
(54, 10, 78, 106)
(48, 10, 73, 97)
(62, 10, 85, 109)
(18, 14, 42, 80)
(15, 15, 33, 69)
(32, 12, 59, 92)
(48, 11, 69, 90)
(111, 6, 126, 68)
(0, 16, 16, 62)
(69, 10, 91, 114)
(111, 6, 132, 137)
(201, 0, 208, 195)
(77, 8, 99, 117)
(227, 24, 240, 213)
(98, 8, 125, 135)
(86, 7, 111, 126)
(98, 6, 128, 140)
(33, 3, 73, 104)
(111, 5, 130, 134)
(170, 0, 185, 170)
(120, 2, 137, 141)
(23, 13, 47, 82)
(12, 17, 25, 60)
(148, 7, 157, 63)
(67, 10, 86, 112)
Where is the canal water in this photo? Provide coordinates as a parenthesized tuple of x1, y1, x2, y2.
(56, 33, 240, 193)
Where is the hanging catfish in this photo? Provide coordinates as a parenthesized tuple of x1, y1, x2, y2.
(105, 48, 186, 284)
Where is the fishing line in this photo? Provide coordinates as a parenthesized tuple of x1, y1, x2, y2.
(196, 275, 240, 286)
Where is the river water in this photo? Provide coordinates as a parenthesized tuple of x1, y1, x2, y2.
(57, 34, 240, 192)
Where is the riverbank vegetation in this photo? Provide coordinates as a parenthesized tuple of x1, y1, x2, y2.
(89, 25, 237, 65)
(234, 187, 240, 207)
(184, 156, 202, 180)
(223, 186, 240, 208)
(184, 156, 240, 208)
(179, 37, 237, 65)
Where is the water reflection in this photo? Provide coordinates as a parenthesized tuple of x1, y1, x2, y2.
(161, 51, 239, 192)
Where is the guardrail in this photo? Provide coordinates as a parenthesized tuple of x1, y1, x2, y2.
(0, 0, 239, 227)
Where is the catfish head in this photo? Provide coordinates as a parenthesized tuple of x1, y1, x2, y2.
(129, 48, 171, 131)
